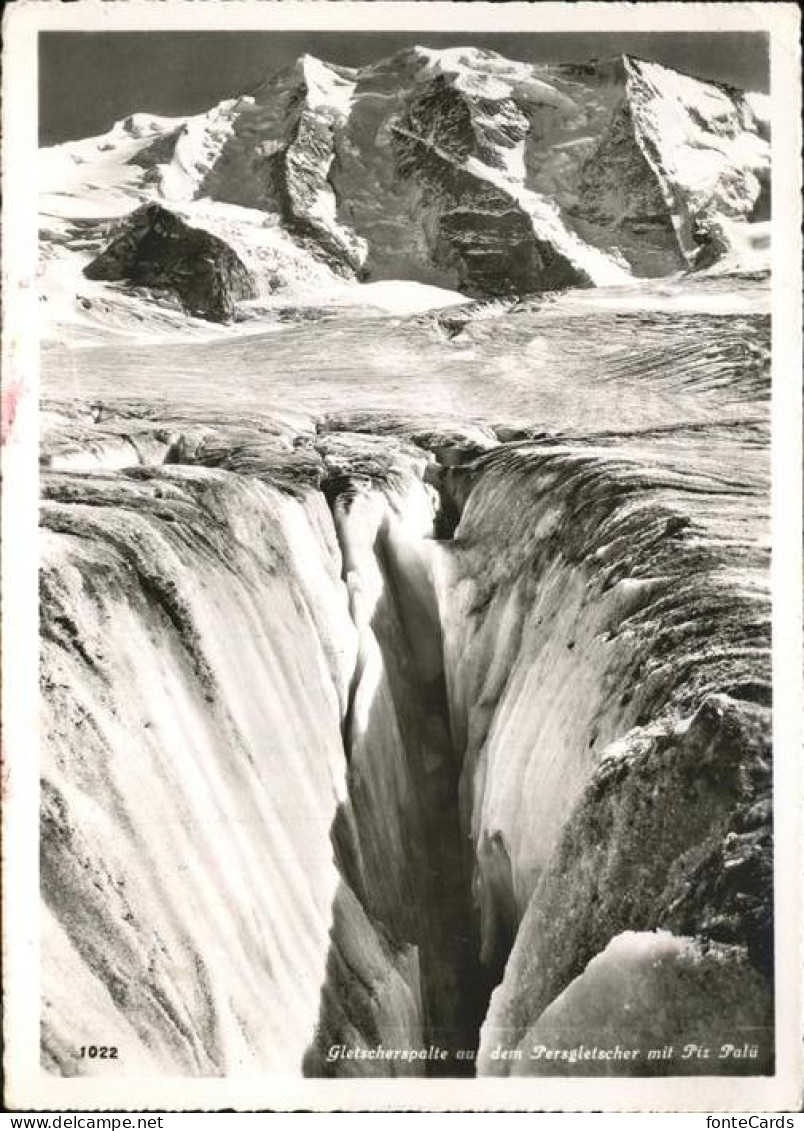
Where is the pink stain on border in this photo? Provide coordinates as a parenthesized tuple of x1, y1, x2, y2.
(1, 379, 24, 445)
(0, 740, 9, 802)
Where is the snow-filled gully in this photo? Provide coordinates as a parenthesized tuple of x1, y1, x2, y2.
(39, 423, 774, 1077)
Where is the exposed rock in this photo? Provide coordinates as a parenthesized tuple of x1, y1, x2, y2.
(569, 96, 685, 275)
(200, 57, 367, 277)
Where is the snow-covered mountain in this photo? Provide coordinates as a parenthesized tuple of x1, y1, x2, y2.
(39, 48, 770, 327)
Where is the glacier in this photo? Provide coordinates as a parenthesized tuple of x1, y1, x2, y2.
(35, 45, 774, 1081)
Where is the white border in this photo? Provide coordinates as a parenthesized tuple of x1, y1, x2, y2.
(2, 1, 802, 1113)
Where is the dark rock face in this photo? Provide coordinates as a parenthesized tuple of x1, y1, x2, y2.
(126, 126, 185, 170)
(402, 73, 530, 170)
(391, 126, 590, 295)
(83, 203, 257, 322)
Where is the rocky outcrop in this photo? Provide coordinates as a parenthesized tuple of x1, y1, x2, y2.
(43, 47, 770, 323)
(477, 693, 772, 1073)
(83, 203, 257, 322)
(567, 57, 771, 275)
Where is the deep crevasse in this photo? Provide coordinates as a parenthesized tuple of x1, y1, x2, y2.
(39, 417, 773, 1078)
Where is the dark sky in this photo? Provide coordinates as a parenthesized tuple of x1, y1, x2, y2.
(39, 31, 769, 146)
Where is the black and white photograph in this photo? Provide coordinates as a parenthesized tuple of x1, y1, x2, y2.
(2, 0, 801, 1114)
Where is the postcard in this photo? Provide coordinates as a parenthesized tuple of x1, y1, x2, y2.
(2, 0, 801, 1113)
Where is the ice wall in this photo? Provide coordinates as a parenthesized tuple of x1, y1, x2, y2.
(40, 456, 361, 1074)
